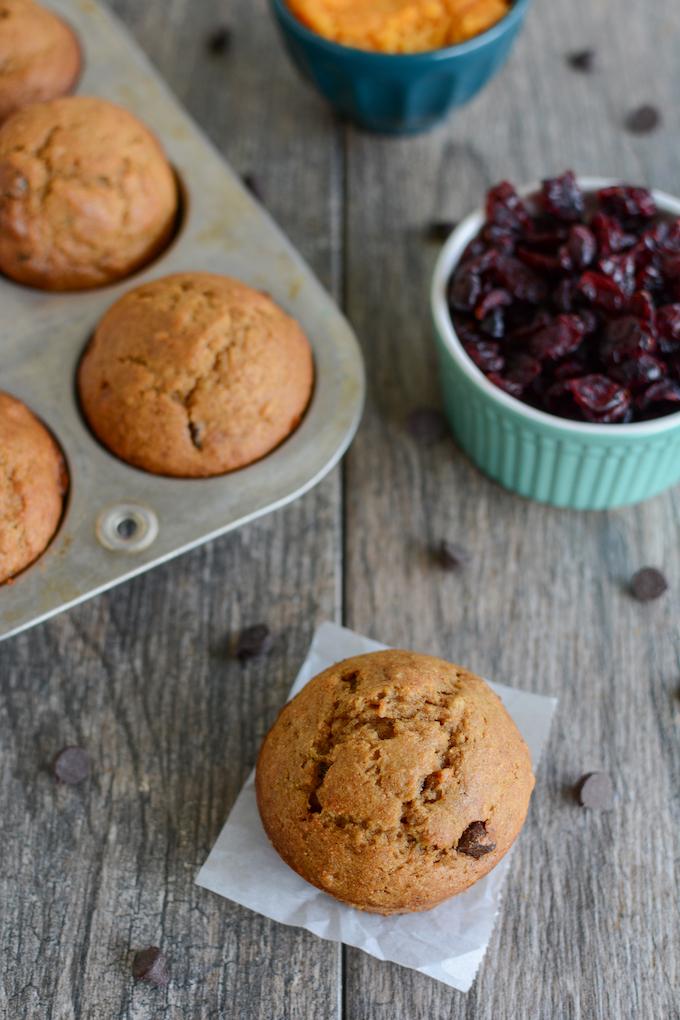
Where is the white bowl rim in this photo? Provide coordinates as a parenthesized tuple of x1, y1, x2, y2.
(431, 175, 680, 437)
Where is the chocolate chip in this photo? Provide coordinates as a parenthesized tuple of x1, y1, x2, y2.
(457, 820, 496, 858)
(437, 540, 470, 571)
(577, 772, 614, 810)
(242, 173, 263, 202)
(205, 25, 232, 55)
(52, 746, 90, 785)
(630, 567, 668, 602)
(132, 947, 169, 987)
(624, 104, 661, 135)
(426, 220, 458, 243)
(235, 623, 273, 662)
(406, 407, 448, 445)
(566, 49, 595, 72)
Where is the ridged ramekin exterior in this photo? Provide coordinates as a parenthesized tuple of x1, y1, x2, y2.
(270, 0, 531, 135)
(432, 179, 680, 510)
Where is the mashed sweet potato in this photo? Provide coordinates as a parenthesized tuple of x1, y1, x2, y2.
(287, 0, 511, 53)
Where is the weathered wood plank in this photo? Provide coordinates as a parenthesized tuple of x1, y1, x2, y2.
(0, 1, 343, 1018)
(342, 0, 680, 1016)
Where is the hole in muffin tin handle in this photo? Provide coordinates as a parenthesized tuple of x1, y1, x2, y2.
(96, 504, 159, 553)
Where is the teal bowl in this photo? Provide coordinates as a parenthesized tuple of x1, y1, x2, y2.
(270, 0, 531, 135)
(432, 178, 680, 510)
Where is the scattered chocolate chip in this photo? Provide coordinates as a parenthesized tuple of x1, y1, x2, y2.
(437, 540, 470, 571)
(205, 25, 232, 56)
(52, 746, 90, 785)
(132, 947, 169, 987)
(235, 623, 273, 662)
(242, 173, 263, 202)
(457, 820, 496, 858)
(577, 771, 614, 810)
(566, 48, 595, 73)
(630, 567, 668, 602)
(624, 104, 661, 135)
(426, 220, 458, 243)
(406, 407, 448, 445)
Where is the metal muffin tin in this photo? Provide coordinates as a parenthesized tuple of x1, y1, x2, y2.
(0, 0, 365, 642)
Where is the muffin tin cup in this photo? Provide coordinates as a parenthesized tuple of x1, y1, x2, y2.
(0, 0, 365, 642)
(431, 178, 680, 510)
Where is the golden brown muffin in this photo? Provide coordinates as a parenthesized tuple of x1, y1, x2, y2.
(0, 96, 178, 290)
(256, 650, 534, 914)
(0, 391, 67, 583)
(78, 272, 314, 477)
(0, 0, 81, 122)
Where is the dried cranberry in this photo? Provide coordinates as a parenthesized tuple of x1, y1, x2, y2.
(541, 171, 585, 222)
(552, 278, 579, 312)
(528, 314, 586, 362)
(474, 288, 512, 321)
(516, 248, 565, 275)
(566, 225, 597, 269)
(577, 271, 627, 312)
(449, 263, 482, 312)
(591, 212, 635, 255)
(599, 316, 656, 366)
(598, 186, 657, 222)
(480, 308, 506, 339)
(463, 340, 505, 373)
(493, 255, 547, 303)
(629, 290, 656, 325)
(546, 374, 632, 423)
(636, 379, 680, 417)
(611, 354, 667, 391)
(488, 353, 542, 397)
(598, 253, 636, 298)
(656, 305, 680, 352)
(486, 181, 531, 233)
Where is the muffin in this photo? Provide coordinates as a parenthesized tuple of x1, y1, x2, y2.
(0, 96, 178, 290)
(256, 650, 534, 914)
(0, 0, 82, 122)
(78, 272, 314, 477)
(0, 391, 67, 583)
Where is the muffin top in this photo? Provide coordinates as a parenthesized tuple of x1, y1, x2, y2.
(0, 391, 67, 584)
(256, 650, 534, 914)
(0, 0, 81, 122)
(0, 96, 178, 290)
(78, 272, 314, 477)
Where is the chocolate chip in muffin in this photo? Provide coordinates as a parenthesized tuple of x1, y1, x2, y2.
(132, 947, 169, 987)
(624, 104, 661, 135)
(577, 771, 614, 810)
(406, 407, 448, 445)
(630, 567, 668, 602)
(566, 48, 595, 73)
(457, 820, 496, 859)
(437, 540, 470, 571)
(205, 25, 232, 56)
(235, 624, 273, 662)
(52, 746, 90, 785)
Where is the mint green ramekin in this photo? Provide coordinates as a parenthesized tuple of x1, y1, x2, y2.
(431, 177, 680, 510)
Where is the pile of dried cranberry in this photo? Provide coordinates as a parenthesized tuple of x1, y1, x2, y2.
(448, 172, 680, 423)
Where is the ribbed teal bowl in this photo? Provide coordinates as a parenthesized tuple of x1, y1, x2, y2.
(270, 0, 531, 135)
(431, 178, 680, 510)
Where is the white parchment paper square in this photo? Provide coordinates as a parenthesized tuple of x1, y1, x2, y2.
(196, 622, 557, 992)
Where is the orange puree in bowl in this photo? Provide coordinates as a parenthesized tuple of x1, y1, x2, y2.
(286, 0, 512, 53)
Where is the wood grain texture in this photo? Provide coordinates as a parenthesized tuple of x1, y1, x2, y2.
(1, 0, 680, 1018)
(342, 1, 680, 1017)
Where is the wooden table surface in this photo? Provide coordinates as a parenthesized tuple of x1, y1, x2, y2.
(2, 1, 679, 1017)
